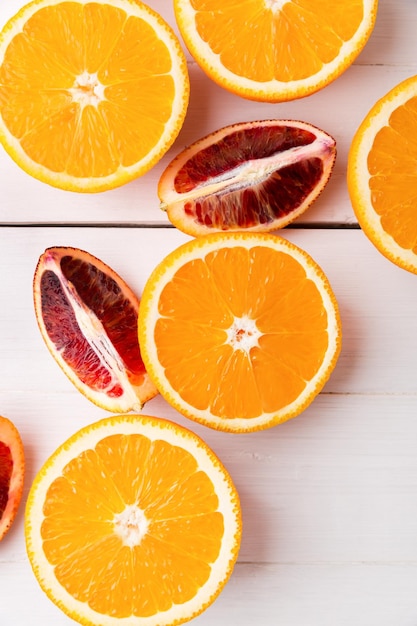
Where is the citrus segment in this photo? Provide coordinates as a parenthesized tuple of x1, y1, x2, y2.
(159, 119, 336, 236)
(173, 0, 378, 102)
(25, 414, 241, 625)
(0, 0, 189, 191)
(33, 247, 157, 412)
(138, 232, 342, 432)
(347, 75, 417, 274)
(0, 415, 25, 541)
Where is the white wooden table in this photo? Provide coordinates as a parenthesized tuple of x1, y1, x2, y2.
(2, 1, 417, 624)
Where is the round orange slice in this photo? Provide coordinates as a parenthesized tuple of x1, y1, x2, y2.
(0, 0, 189, 192)
(159, 119, 336, 236)
(138, 232, 342, 432)
(33, 247, 157, 412)
(0, 415, 25, 541)
(25, 414, 241, 626)
(173, 0, 378, 102)
(348, 74, 417, 274)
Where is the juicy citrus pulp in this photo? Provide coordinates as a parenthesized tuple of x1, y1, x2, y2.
(0, 0, 189, 192)
(348, 74, 417, 274)
(173, 0, 378, 102)
(33, 247, 157, 412)
(138, 232, 342, 432)
(159, 119, 336, 236)
(25, 414, 241, 626)
(0, 415, 25, 541)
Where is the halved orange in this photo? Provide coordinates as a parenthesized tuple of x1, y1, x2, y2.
(33, 247, 157, 412)
(173, 0, 378, 102)
(25, 414, 241, 626)
(0, 415, 25, 541)
(159, 119, 336, 236)
(348, 74, 417, 274)
(0, 0, 189, 192)
(138, 232, 342, 432)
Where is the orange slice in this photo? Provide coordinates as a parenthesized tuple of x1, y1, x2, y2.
(0, 415, 25, 541)
(138, 232, 342, 432)
(25, 414, 241, 626)
(33, 247, 157, 412)
(0, 0, 189, 192)
(348, 75, 417, 274)
(159, 119, 336, 236)
(173, 0, 378, 102)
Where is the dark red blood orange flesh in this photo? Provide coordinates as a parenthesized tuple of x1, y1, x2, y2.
(158, 120, 336, 236)
(0, 441, 13, 518)
(0, 416, 25, 541)
(34, 247, 158, 412)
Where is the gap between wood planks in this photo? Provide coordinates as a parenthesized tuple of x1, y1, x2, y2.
(0, 223, 362, 229)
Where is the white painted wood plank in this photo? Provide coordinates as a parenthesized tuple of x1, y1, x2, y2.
(4, 560, 417, 626)
(3, 391, 417, 566)
(2, 226, 417, 625)
(0, 0, 415, 225)
(195, 562, 417, 626)
(3, 391, 417, 625)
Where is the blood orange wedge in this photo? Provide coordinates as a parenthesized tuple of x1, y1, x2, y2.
(158, 120, 337, 237)
(348, 75, 417, 274)
(0, 415, 25, 542)
(33, 247, 157, 413)
(174, 0, 378, 103)
(0, 0, 189, 192)
(138, 232, 342, 433)
(25, 414, 241, 626)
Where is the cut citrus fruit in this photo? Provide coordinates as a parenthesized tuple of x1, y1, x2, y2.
(0, 0, 189, 192)
(138, 232, 341, 432)
(159, 119, 336, 236)
(33, 247, 157, 412)
(348, 74, 417, 274)
(173, 0, 378, 102)
(0, 415, 25, 542)
(25, 414, 241, 626)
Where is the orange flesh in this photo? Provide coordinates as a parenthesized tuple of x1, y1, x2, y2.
(192, 0, 364, 82)
(0, 2, 175, 177)
(41, 433, 223, 616)
(155, 245, 329, 418)
(368, 95, 417, 252)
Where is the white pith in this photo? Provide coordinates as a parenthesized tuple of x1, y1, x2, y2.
(263, 0, 287, 12)
(69, 71, 106, 108)
(227, 316, 262, 352)
(114, 504, 149, 547)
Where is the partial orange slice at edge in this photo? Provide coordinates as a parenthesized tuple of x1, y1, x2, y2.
(348, 74, 417, 274)
(0, 415, 25, 541)
(174, 0, 378, 102)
